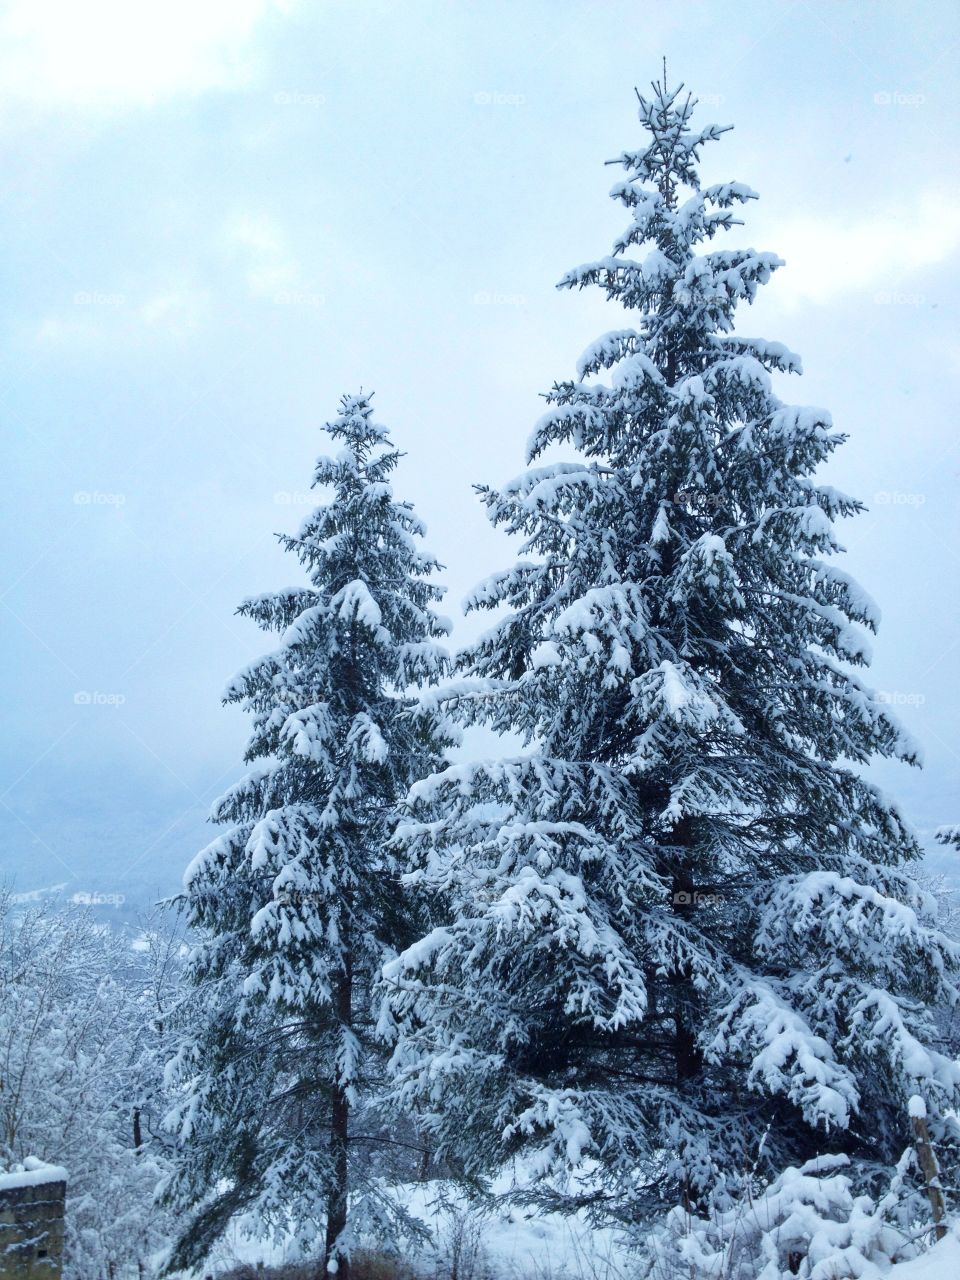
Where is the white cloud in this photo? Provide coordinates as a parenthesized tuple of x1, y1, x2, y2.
(0, 0, 294, 111)
(767, 191, 960, 308)
(221, 211, 299, 298)
(35, 313, 112, 345)
(138, 286, 210, 334)
(34, 282, 210, 345)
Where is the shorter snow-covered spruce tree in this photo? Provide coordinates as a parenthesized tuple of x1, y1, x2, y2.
(382, 74, 960, 1243)
(162, 394, 454, 1276)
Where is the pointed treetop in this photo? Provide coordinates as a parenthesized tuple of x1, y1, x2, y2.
(317, 390, 398, 484)
(325, 389, 391, 448)
(611, 66, 733, 203)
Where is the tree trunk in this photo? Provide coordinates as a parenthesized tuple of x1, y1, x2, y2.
(668, 816, 703, 1214)
(324, 1088, 349, 1276)
(417, 1138, 432, 1182)
(669, 819, 702, 1083)
(324, 956, 353, 1278)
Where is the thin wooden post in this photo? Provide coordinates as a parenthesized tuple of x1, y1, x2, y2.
(909, 1096, 948, 1242)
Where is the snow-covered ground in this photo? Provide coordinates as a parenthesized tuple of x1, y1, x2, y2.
(887, 1228, 960, 1280)
(177, 1187, 960, 1280)
(178, 1180, 630, 1279)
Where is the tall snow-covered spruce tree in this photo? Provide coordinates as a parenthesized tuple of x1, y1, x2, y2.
(163, 394, 454, 1275)
(383, 78, 960, 1228)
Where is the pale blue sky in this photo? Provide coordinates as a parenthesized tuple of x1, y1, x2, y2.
(2, 0, 958, 902)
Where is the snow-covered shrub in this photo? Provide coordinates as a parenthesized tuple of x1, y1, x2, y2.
(642, 1151, 937, 1280)
(436, 1205, 496, 1280)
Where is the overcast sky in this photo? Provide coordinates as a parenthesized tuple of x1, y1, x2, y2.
(2, 0, 958, 903)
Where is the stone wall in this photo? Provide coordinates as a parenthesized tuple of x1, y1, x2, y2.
(0, 1163, 67, 1280)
